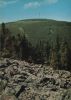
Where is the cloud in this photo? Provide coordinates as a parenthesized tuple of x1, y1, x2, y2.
(40, 0, 58, 5)
(24, 1, 40, 9)
(0, 0, 19, 7)
(24, 0, 58, 9)
(46, 0, 58, 4)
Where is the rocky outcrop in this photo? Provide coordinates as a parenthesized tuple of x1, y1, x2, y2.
(0, 58, 71, 100)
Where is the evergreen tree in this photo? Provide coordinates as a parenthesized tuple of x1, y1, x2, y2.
(55, 34, 60, 52)
(0, 23, 11, 50)
(60, 40, 70, 70)
(50, 47, 59, 69)
(16, 34, 32, 60)
(11, 36, 17, 58)
(33, 40, 45, 64)
(46, 41, 51, 64)
(0, 23, 6, 50)
(1, 23, 6, 35)
(16, 34, 22, 58)
(55, 35, 61, 68)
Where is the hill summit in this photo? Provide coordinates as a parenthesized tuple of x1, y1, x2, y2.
(1, 19, 71, 45)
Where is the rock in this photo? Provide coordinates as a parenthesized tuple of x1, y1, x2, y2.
(0, 64, 7, 68)
(0, 58, 71, 100)
(0, 94, 17, 100)
(39, 77, 56, 87)
(0, 79, 7, 94)
(51, 85, 58, 91)
(60, 79, 71, 89)
(4, 87, 16, 95)
(60, 71, 71, 78)
(0, 59, 11, 68)
(15, 85, 27, 98)
(61, 89, 71, 100)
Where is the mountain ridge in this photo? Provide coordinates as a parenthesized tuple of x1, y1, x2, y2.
(0, 19, 71, 46)
(5, 18, 71, 24)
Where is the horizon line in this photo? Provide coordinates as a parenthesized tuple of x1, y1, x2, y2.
(0, 18, 71, 24)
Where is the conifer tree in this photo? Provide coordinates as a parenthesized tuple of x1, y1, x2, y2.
(1, 23, 11, 50)
(55, 34, 60, 52)
(60, 40, 70, 70)
(55, 35, 61, 68)
(18, 34, 32, 60)
(50, 46, 59, 69)
(33, 40, 45, 64)
(11, 36, 17, 58)
(1, 23, 6, 35)
(46, 41, 51, 64)
(1, 23, 6, 50)
(16, 34, 22, 58)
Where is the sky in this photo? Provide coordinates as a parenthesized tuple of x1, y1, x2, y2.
(0, 0, 71, 23)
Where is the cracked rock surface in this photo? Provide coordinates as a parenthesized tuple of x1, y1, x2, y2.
(0, 58, 71, 100)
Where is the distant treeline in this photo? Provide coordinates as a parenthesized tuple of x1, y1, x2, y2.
(0, 23, 71, 71)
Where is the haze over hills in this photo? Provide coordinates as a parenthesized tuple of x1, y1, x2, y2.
(0, 19, 71, 46)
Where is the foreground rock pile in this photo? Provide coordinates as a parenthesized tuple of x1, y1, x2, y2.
(0, 58, 71, 100)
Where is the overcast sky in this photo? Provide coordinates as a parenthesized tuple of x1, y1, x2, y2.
(0, 0, 71, 23)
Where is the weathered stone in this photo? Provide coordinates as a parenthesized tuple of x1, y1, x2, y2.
(0, 58, 71, 100)
(0, 94, 17, 100)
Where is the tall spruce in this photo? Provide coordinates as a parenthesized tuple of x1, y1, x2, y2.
(18, 34, 32, 60)
(55, 35, 60, 52)
(33, 40, 45, 64)
(60, 40, 70, 70)
(50, 45, 59, 69)
(50, 35, 60, 69)
(16, 34, 22, 58)
(11, 36, 17, 58)
(55, 35, 60, 68)
(1, 23, 6, 35)
(1, 23, 6, 50)
(46, 41, 51, 64)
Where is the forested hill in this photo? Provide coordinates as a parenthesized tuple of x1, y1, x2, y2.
(0, 19, 71, 45)
(0, 19, 71, 72)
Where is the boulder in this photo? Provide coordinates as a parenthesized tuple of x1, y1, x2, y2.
(0, 94, 17, 100)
